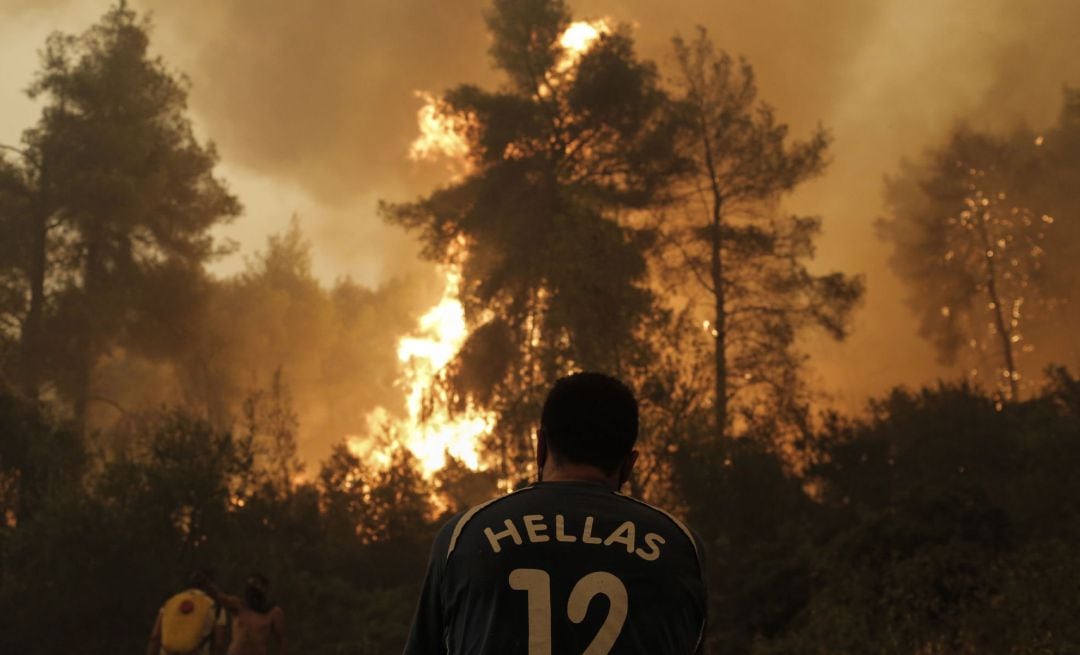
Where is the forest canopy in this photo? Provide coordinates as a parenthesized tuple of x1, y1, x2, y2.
(0, 2, 1077, 654)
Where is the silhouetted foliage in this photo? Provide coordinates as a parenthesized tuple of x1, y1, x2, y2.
(7, 367, 1076, 653)
(70, 216, 434, 462)
(0, 393, 83, 526)
(1, 3, 1078, 654)
(766, 371, 1080, 654)
(435, 454, 502, 515)
(0, 4, 240, 428)
(879, 89, 1080, 400)
(382, 0, 685, 482)
(662, 28, 864, 442)
(0, 392, 438, 654)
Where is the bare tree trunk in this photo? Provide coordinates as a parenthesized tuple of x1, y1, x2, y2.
(72, 353, 91, 437)
(710, 196, 726, 435)
(20, 181, 48, 401)
(74, 235, 105, 436)
(977, 212, 1020, 401)
(2, 144, 48, 402)
(700, 117, 727, 439)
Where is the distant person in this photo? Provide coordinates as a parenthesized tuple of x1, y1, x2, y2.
(218, 573, 287, 655)
(404, 372, 708, 654)
(146, 568, 228, 655)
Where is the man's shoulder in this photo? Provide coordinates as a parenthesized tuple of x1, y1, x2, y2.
(437, 486, 540, 560)
(612, 492, 704, 556)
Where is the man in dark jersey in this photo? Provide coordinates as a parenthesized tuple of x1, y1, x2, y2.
(404, 372, 707, 654)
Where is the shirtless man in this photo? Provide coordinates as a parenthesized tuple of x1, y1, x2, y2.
(220, 574, 286, 655)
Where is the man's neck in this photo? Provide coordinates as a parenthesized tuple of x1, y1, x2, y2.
(540, 463, 621, 490)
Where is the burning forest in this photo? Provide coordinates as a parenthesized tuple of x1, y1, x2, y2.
(0, 0, 1078, 653)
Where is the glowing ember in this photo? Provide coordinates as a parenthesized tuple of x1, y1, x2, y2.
(941, 178, 1050, 400)
(353, 268, 493, 476)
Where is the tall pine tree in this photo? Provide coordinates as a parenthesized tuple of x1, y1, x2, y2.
(383, 0, 684, 480)
(661, 29, 863, 443)
(2, 3, 239, 428)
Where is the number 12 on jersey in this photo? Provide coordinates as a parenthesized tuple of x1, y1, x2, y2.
(509, 568, 628, 655)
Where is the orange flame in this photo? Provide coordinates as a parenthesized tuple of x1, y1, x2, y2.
(409, 20, 610, 165)
(557, 19, 610, 70)
(383, 20, 609, 476)
(352, 267, 493, 476)
(408, 91, 473, 174)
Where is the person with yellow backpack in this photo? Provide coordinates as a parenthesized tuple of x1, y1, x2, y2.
(146, 569, 228, 655)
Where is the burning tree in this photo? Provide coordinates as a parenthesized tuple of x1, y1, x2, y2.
(879, 128, 1056, 401)
(659, 29, 863, 442)
(383, 0, 684, 482)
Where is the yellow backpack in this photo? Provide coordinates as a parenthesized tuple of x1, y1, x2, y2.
(160, 589, 218, 653)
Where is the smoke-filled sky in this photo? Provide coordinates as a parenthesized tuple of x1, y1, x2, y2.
(3, 0, 1079, 411)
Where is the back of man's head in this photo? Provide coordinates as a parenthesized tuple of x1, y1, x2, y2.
(540, 372, 638, 474)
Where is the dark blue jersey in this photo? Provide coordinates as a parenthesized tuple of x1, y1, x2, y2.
(404, 480, 707, 654)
